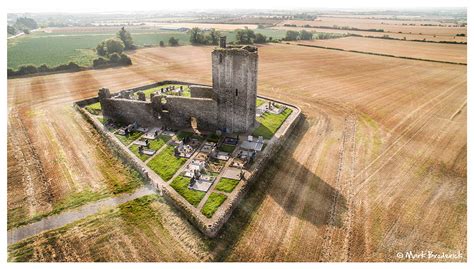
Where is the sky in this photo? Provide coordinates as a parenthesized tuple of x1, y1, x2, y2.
(4, 0, 469, 13)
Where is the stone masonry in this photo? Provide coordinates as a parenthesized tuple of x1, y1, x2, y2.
(98, 36, 258, 134)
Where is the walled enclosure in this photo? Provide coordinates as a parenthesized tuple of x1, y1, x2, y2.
(98, 37, 258, 134)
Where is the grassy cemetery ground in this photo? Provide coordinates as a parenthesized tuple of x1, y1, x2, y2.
(84, 102, 101, 115)
(7, 41, 466, 261)
(256, 98, 265, 107)
(218, 144, 236, 153)
(253, 108, 292, 139)
(147, 146, 187, 181)
(169, 176, 206, 207)
(137, 84, 191, 98)
(215, 178, 240, 193)
(115, 131, 143, 146)
(201, 193, 227, 218)
(129, 135, 171, 161)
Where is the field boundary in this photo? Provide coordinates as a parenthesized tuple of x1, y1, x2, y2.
(294, 43, 467, 66)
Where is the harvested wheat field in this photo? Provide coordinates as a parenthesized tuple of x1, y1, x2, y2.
(295, 36, 467, 63)
(7, 44, 466, 262)
(274, 25, 467, 43)
(278, 18, 467, 37)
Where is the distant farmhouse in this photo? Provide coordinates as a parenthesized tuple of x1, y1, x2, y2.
(98, 36, 258, 133)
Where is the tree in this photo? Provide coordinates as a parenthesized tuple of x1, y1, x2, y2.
(23, 29, 30, 34)
(17, 64, 38, 75)
(116, 27, 134, 50)
(159, 41, 165, 47)
(109, 52, 121, 63)
(96, 41, 107, 56)
(254, 33, 267, 43)
(189, 27, 202, 45)
(14, 17, 38, 31)
(236, 28, 256, 44)
(207, 28, 220, 45)
(93, 58, 108, 68)
(7, 25, 17, 35)
(299, 30, 313, 40)
(38, 64, 50, 72)
(285, 30, 300, 41)
(168, 37, 179, 46)
(105, 38, 124, 54)
(189, 27, 210, 45)
(119, 54, 132, 65)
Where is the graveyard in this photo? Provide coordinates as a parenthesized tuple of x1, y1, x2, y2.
(77, 93, 299, 235)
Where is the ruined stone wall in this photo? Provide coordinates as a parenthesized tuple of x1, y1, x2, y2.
(104, 99, 158, 127)
(190, 85, 215, 99)
(212, 47, 257, 133)
(164, 96, 218, 130)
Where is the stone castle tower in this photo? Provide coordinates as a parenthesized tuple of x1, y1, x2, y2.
(212, 36, 257, 133)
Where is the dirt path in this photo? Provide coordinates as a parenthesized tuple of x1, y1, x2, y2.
(7, 185, 156, 245)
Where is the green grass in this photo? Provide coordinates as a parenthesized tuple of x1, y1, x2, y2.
(256, 98, 265, 107)
(147, 146, 186, 181)
(252, 108, 293, 139)
(137, 84, 191, 98)
(176, 131, 195, 140)
(115, 131, 142, 146)
(215, 178, 240, 193)
(219, 144, 236, 153)
(201, 192, 227, 218)
(8, 189, 108, 230)
(85, 102, 101, 115)
(207, 133, 220, 143)
(129, 135, 170, 161)
(170, 176, 206, 207)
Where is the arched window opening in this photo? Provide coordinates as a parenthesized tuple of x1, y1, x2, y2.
(235, 89, 238, 96)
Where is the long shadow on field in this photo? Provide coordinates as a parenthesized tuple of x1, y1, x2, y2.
(211, 114, 347, 261)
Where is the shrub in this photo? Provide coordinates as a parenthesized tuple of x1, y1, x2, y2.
(109, 52, 121, 63)
(17, 64, 38, 75)
(119, 54, 132, 65)
(93, 57, 108, 68)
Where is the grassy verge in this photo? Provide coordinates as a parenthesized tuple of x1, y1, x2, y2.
(215, 178, 240, 193)
(8, 189, 108, 230)
(219, 144, 236, 153)
(129, 135, 171, 161)
(8, 195, 162, 262)
(170, 176, 206, 207)
(252, 108, 292, 139)
(115, 131, 142, 146)
(256, 98, 265, 107)
(201, 193, 227, 218)
(85, 102, 101, 115)
(147, 146, 186, 181)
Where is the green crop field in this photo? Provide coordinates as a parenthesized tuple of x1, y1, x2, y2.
(7, 28, 287, 70)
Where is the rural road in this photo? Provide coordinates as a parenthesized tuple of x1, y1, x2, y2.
(7, 185, 157, 245)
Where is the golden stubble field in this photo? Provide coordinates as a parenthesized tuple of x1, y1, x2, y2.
(7, 42, 466, 261)
(295, 36, 467, 63)
(276, 17, 466, 42)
